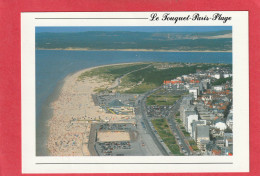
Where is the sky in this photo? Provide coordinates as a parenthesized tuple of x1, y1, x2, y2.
(36, 26, 232, 33)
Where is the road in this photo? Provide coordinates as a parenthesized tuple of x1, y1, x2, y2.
(135, 113, 164, 155)
(138, 87, 192, 156)
(137, 87, 169, 156)
(88, 124, 98, 156)
(166, 98, 192, 155)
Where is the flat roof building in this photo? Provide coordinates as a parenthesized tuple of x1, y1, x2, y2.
(196, 125, 210, 146)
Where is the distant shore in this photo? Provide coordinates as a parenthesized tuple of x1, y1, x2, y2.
(36, 48, 232, 53)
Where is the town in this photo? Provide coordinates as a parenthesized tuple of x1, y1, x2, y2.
(162, 65, 233, 155)
(46, 62, 233, 156)
(87, 64, 233, 156)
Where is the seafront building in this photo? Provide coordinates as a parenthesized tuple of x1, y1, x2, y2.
(186, 114, 198, 133)
(196, 125, 210, 152)
(166, 66, 233, 156)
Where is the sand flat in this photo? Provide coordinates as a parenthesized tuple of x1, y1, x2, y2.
(97, 131, 130, 142)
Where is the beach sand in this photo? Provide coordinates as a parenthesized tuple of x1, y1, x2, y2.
(97, 131, 130, 142)
(47, 65, 135, 156)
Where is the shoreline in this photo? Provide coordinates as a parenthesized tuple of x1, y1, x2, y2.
(36, 48, 232, 53)
(36, 76, 67, 156)
(42, 62, 137, 156)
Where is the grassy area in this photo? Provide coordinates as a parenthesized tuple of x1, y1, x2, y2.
(146, 94, 180, 105)
(120, 63, 215, 93)
(78, 62, 228, 94)
(188, 140, 199, 151)
(145, 88, 181, 105)
(93, 87, 112, 93)
(124, 83, 157, 94)
(151, 119, 182, 155)
(175, 118, 182, 124)
(78, 63, 150, 81)
(182, 130, 190, 137)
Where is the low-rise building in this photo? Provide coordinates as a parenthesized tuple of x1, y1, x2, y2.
(223, 73, 232, 78)
(214, 119, 227, 131)
(213, 85, 224, 92)
(212, 73, 221, 79)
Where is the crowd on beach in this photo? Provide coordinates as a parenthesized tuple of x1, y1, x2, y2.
(47, 68, 134, 156)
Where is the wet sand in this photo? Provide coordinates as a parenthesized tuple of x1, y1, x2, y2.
(36, 78, 65, 156)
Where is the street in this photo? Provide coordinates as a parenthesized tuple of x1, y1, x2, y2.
(139, 87, 192, 156)
(166, 98, 192, 155)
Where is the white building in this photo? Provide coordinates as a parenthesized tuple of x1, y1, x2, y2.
(215, 121, 227, 131)
(194, 86, 201, 95)
(189, 88, 198, 99)
(186, 114, 199, 133)
(223, 73, 232, 78)
(182, 75, 189, 80)
(201, 95, 212, 101)
(182, 107, 196, 126)
(213, 85, 224, 92)
(226, 111, 233, 130)
(212, 73, 221, 79)
(201, 79, 210, 90)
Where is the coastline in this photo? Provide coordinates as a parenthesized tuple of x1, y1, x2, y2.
(43, 63, 136, 156)
(36, 78, 66, 156)
(36, 48, 232, 53)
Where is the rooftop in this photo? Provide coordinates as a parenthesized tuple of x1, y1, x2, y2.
(108, 99, 125, 107)
(197, 125, 210, 138)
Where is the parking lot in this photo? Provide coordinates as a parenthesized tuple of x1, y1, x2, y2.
(91, 123, 146, 156)
(146, 105, 173, 118)
(93, 93, 138, 107)
(96, 141, 132, 156)
(97, 123, 136, 131)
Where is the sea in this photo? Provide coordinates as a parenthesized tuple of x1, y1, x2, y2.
(36, 50, 232, 155)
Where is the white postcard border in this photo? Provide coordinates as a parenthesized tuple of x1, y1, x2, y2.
(21, 12, 249, 173)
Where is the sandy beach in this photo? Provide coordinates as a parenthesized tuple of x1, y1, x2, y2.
(47, 64, 135, 156)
